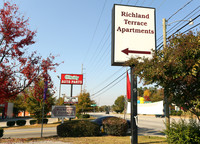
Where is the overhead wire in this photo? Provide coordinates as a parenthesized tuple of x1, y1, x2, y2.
(167, 5, 200, 35)
(91, 74, 127, 99)
(156, 4, 200, 47)
(82, 0, 107, 63)
(167, 0, 194, 21)
(157, 14, 200, 50)
(89, 67, 124, 92)
(91, 70, 128, 97)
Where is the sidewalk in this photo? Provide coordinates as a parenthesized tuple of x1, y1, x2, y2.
(0, 117, 58, 127)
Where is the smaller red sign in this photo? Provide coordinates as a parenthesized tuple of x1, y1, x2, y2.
(61, 74, 83, 85)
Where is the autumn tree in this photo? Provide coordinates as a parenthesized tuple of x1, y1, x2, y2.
(150, 88, 164, 102)
(143, 89, 151, 101)
(25, 77, 55, 123)
(0, 2, 59, 103)
(126, 31, 200, 121)
(112, 95, 125, 113)
(76, 92, 94, 114)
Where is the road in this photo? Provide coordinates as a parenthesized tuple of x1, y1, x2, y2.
(3, 127, 57, 138)
(1, 113, 188, 138)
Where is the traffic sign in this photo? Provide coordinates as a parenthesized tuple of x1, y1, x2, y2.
(51, 105, 76, 118)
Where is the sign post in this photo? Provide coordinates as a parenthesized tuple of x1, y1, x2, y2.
(130, 66, 137, 143)
(111, 4, 156, 144)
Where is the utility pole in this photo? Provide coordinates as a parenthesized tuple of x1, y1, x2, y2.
(163, 18, 170, 128)
(81, 64, 83, 93)
(130, 66, 138, 144)
(57, 75, 61, 105)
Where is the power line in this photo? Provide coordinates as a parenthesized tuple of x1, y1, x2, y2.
(82, 0, 107, 63)
(182, 22, 200, 34)
(157, 15, 200, 50)
(89, 67, 124, 92)
(92, 74, 126, 99)
(156, 5, 200, 44)
(91, 70, 127, 97)
(167, 0, 194, 21)
(167, 5, 200, 34)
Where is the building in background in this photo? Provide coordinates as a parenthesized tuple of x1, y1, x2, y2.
(0, 102, 13, 119)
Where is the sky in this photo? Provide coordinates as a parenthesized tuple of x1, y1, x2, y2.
(2, 0, 199, 106)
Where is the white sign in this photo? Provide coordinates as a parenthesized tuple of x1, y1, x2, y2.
(127, 101, 164, 115)
(51, 105, 76, 118)
(112, 4, 156, 66)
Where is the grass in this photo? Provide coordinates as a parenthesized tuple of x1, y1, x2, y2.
(0, 136, 167, 144)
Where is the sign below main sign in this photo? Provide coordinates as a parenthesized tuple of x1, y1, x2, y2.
(61, 74, 83, 85)
(111, 4, 156, 66)
(51, 105, 76, 118)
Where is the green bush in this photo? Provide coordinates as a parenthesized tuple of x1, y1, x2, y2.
(57, 120, 100, 137)
(170, 110, 183, 116)
(29, 119, 37, 125)
(170, 110, 177, 116)
(0, 127, 3, 138)
(76, 114, 90, 119)
(7, 121, 15, 127)
(76, 113, 81, 118)
(177, 111, 183, 116)
(102, 117, 128, 136)
(37, 118, 48, 124)
(163, 118, 200, 144)
(82, 114, 90, 118)
(16, 120, 26, 126)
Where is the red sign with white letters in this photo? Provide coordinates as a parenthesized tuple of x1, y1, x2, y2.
(61, 74, 83, 85)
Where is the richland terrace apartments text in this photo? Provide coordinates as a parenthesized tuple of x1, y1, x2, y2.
(117, 11, 154, 34)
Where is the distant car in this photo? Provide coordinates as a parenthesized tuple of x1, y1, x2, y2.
(91, 116, 131, 128)
(155, 114, 165, 118)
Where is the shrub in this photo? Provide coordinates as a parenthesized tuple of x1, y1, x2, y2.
(37, 118, 48, 124)
(57, 120, 100, 137)
(0, 127, 3, 138)
(76, 114, 90, 119)
(29, 119, 37, 125)
(16, 120, 26, 126)
(102, 117, 128, 136)
(43, 118, 48, 124)
(170, 110, 183, 116)
(177, 111, 183, 116)
(76, 113, 81, 119)
(163, 118, 200, 144)
(82, 114, 90, 118)
(7, 121, 15, 127)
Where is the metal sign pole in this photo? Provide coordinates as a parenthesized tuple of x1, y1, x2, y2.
(41, 99, 45, 138)
(131, 66, 138, 144)
(69, 84, 73, 121)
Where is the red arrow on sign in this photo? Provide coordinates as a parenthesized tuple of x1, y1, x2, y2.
(121, 48, 151, 55)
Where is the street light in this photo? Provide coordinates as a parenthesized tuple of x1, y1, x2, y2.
(167, 18, 194, 26)
(57, 75, 61, 105)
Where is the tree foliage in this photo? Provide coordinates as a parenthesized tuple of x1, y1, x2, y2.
(0, 1, 60, 103)
(76, 92, 94, 114)
(112, 95, 125, 113)
(25, 77, 55, 122)
(126, 31, 200, 121)
(150, 88, 164, 102)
